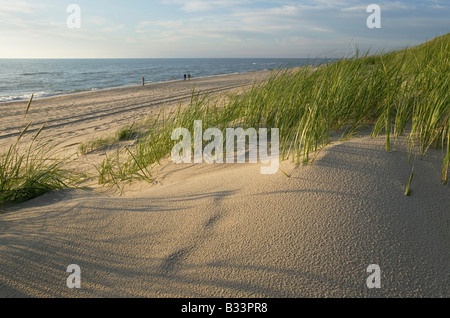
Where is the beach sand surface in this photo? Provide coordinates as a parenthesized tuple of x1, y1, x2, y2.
(0, 71, 449, 298)
(0, 71, 270, 150)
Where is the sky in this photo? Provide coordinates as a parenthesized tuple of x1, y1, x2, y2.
(0, 0, 448, 58)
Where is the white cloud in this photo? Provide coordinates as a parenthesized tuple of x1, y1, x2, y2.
(89, 16, 109, 26)
(342, 1, 416, 12)
(162, 0, 247, 12)
(0, 0, 48, 15)
(382, 1, 416, 11)
(137, 2, 340, 45)
(101, 24, 125, 32)
(341, 6, 366, 12)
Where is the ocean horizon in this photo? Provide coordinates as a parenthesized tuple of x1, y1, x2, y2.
(0, 58, 334, 103)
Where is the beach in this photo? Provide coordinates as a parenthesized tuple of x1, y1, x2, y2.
(0, 70, 449, 298)
(0, 71, 271, 150)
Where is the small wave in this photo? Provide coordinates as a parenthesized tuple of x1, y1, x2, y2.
(21, 72, 52, 76)
(0, 95, 32, 103)
(80, 71, 108, 75)
(0, 91, 55, 103)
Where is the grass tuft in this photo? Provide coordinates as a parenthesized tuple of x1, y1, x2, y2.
(0, 96, 85, 206)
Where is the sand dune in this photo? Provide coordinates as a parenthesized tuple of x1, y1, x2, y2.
(0, 72, 449, 298)
(1, 137, 448, 297)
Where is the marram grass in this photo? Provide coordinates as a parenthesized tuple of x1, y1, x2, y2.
(97, 34, 449, 191)
(0, 95, 85, 206)
(2, 35, 448, 205)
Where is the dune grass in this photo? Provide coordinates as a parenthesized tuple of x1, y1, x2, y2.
(79, 136, 116, 155)
(78, 121, 150, 155)
(0, 95, 85, 206)
(96, 34, 449, 191)
(2, 35, 448, 204)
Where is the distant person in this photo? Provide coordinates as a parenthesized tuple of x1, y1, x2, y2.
(184, 74, 187, 80)
(142, 77, 145, 86)
(188, 73, 191, 80)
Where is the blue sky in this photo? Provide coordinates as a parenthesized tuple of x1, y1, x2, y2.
(0, 0, 448, 58)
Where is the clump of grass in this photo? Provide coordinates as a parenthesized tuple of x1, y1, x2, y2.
(96, 91, 223, 188)
(78, 123, 143, 155)
(0, 95, 85, 206)
(96, 34, 449, 191)
(116, 123, 138, 141)
(79, 136, 116, 155)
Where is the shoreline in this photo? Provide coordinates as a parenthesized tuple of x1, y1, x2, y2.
(0, 70, 267, 105)
(0, 70, 272, 149)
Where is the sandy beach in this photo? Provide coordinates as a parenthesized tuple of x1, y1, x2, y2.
(0, 70, 449, 298)
(0, 71, 271, 150)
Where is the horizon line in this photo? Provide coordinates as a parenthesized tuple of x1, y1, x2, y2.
(0, 57, 335, 60)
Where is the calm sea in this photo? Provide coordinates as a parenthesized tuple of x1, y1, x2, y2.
(0, 58, 331, 103)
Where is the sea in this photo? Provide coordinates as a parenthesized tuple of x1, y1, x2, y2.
(0, 58, 332, 103)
